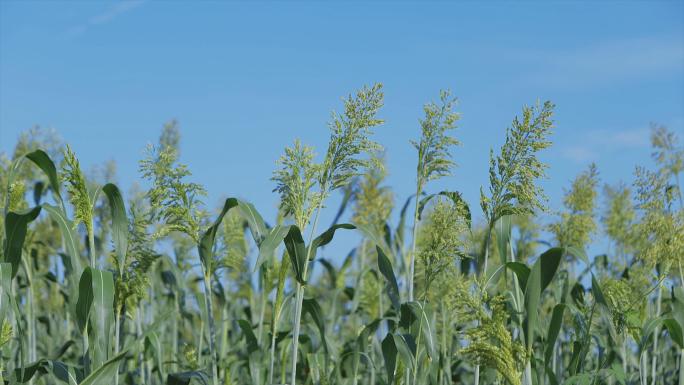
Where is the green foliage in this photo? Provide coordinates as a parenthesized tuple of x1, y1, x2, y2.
(461, 296, 527, 385)
(416, 197, 469, 298)
(2, 89, 684, 385)
(320, 83, 384, 192)
(549, 163, 600, 250)
(602, 183, 636, 258)
(633, 166, 684, 274)
(411, 90, 461, 186)
(139, 131, 207, 242)
(62, 145, 94, 237)
(272, 140, 321, 229)
(351, 155, 393, 234)
(481, 101, 554, 223)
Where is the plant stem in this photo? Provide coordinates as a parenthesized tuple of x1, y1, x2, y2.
(114, 304, 122, 385)
(88, 219, 96, 269)
(652, 283, 663, 385)
(137, 303, 144, 385)
(173, 294, 179, 373)
(408, 181, 422, 302)
(202, 268, 219, 385)
(290, 202, 323, 385)
(679, 349, 684, 385)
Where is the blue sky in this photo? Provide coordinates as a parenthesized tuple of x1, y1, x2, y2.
(1, 1, 683, 263)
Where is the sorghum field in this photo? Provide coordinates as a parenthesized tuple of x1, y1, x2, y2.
(1, 84, 683, 385)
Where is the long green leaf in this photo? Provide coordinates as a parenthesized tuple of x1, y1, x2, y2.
(495, 215, 511, 266)
(90, 268, 114, 367)
(42, 204, 83, 276)
(284, 225, 307, 284)
(310, 223, 356, 256)
(198, 197, 238, 270)
(238, 319, 259, 354)
(253, 224, 290, 272)
(79, 350, 127, 385)
(76, 268, 94, 334)
(524, 257, 541, 350)
(545, 303, 566, 363)
(376, 245, 400, 312)
(102, 183, 128, 275)
(26, 149, 62, 204)
(302, 298, 328, 355)
(664, 318, 684, 349)
(3, 206, 41, 278)
(381, 333, 397, 385)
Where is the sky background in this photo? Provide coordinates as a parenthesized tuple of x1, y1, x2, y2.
(1, 1, 683, 265)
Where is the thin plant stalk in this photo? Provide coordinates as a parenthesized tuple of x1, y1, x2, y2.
(408, 181, 422, 302)
(201, 266, 219, 385)
(290, 203, 323, 385)
(679, 349, 684, 385)
(114, 304, 122, 385)
(652, 284, 663, 385)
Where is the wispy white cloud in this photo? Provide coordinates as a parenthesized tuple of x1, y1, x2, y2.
(525, 37, 684, 88)
(559, 127, 650, 163)
(66, 0, 146, 37)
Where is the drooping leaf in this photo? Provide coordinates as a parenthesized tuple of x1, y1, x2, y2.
(236, 200, 267, 245)
(302, 298, 328, 355)
(238, 319, 259, 354)
(506, 261, 530, 291)
(253, 224, 290, 272)
(545, 303, 566, 364)
(381, 333, 397, 385)
(26, 149, 62, 204)
(376, 245, 400, 311)
(664, 318, 684, 349)
(539, 247, 563, 292)
(198, 198, 238, 270)
(310, 223, 356, 257)
(3, 206, 41, 278)
(102, 183, 128, 275)
(284, 225, 307, 284)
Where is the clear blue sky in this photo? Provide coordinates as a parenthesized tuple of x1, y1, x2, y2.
(1, 1, 683, 262)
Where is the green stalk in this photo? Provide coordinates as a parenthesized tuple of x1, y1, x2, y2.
(408, 180, 423, 302)
(202, 267, 219, 385)
(137, 303, 144, 385)
(172, 295, 179, 373)
(257, 277, 267, 345)
(412, 299, 428, 385)
(88, 218, 96, 269)
(651, 284, 662, 385)
(268, 256, 289, 385)
(114, 304, 122, 385)
(21, 259, 35, 364)
(679, 349, 684, 385)
(474, 232, 491, 385)
(289, 199, 324, 385)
